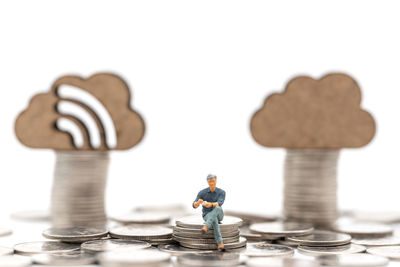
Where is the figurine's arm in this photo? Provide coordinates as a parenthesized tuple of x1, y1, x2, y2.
(216, 190, 226, 207)
(193, 191, 204, 209)
(203, 191, 225, 208)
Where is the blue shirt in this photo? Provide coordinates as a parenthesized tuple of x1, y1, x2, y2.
(193, 187, 226, 217)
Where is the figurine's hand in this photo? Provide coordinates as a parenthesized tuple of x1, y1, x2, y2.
(194, 199, 204, 208)
(202, 202, 212, 208)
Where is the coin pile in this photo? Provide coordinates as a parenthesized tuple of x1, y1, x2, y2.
(177, 252, 242, 266)
(173, 215, 246, 250)
(110, 224, 175, 245)
(283, 149, 340, 226)
(51, 151, 110, 228)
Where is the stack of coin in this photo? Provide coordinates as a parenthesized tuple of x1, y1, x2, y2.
(110, 224, 175, 245)
(51, 151, 109, 228)
(283, 149, 340, 226)
(173, 215, 246, 250)
(177, 252, 241, 266)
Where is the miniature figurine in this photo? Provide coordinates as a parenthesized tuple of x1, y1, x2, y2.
(193, 174, 226, 251)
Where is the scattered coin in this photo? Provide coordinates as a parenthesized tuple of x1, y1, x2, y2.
(43, 226, 108, 243)
(239, 226, 264, 241)
(98, 249, 171, 266)
(287, 230, 351, 247)
(109, 224, 173, 241)
(32, 251, 96, 265)
(0, 246, 13, 256)
(81, 239, 151, 253)
(158, 244, 213, 255)
(0, 227, 12, 237)
(298, 244, 366, 256)
(367, 246, 400, 260)
(317, 253, 389, 266)
(110, 211, 171, 225)
(249, 222, 314, 239)
(334, 223, 393, 238)
(176, 215, 242, 230)
(14, 241, 81, 255)
(243, 243, 294, 257)
(0, 255, 32, 267)
(224, 210, 279, 224)
(177, 252, 240, 266)
(352, 236, 400, 247)
(246, 258, 318, 267)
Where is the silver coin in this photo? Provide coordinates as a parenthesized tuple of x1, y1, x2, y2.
(147, 238, 175, 245)
(246, 258, 318, 267)
(243, 243, 294, 257)
(176, 215, 242, 230)
(51, 151, 109, 228)
(177, 252, 240, 266)
(298, 244, 366, 256)
(352, 236, 400, 247)
(249, 222, 314, 238)
(0, 227, 12, 237)
(110, 212, 171, 224)
(287, 230, 351, 247)
(275, 238, 299, 247)
(81, 239, 151, 253)
(109, 225, 172, 240)
(239, 226, 264, 241)
(367, 246, 400, 260)
(14, 241, 81, 255)
(32, 251, 96, 265)
(180, 237, 247, 250)
(334, 223, 393, 238)
(317, 253, 389, 266)
(173, 234, 240, 244)
(0, 255, 32, 267)
(98, 249, 171, 266)
(224, 210, 278, 224)
(0, 246, 13, 256)
(43, 226, 108, 242)
(173, 226, 239, 238)
(283, 150, 339, 226)
(158, 244, 213, 255)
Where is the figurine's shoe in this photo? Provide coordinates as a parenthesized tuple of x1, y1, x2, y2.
(217, 242, 225, 252)
(201, 225, 208, 234)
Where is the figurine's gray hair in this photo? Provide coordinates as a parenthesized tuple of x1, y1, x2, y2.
(207, 174, 217, 180)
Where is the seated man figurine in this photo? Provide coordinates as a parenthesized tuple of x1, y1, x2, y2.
(193, 174, 226, 251)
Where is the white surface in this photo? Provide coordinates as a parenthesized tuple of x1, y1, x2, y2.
(0, 0, 400, 221)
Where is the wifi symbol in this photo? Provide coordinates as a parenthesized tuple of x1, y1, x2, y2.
(15, 73, 145, 151)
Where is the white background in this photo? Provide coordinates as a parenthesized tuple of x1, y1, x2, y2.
(0, 0, 400, 220)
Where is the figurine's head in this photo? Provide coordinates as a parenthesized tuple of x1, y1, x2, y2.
(207, 174, 217, 192)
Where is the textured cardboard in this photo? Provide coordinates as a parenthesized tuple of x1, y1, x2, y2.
(15, 73, 145, 151)
(250, 73, 376, 149)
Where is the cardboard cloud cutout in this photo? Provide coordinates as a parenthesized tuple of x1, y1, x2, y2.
(15, 73, 145, 151)
(250, 73, 376, 149)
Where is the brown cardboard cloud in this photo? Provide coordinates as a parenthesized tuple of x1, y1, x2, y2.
(250, 73, 376, 149)
(15, 73, 145, 151)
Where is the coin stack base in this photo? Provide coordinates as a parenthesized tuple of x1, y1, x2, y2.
(51, 151, 109, 228)
(284, 149, 339, 227)
(173, 215, 246, 250)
